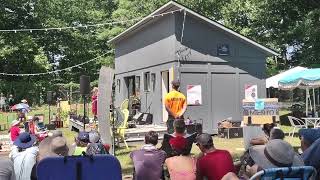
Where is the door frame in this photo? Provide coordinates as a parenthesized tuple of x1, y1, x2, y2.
(161, 71, 169, 122)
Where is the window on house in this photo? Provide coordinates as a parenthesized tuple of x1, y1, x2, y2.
(151, 73, 156, 92)
(144, 72, 150, 92)
(135, 76, 140, 95)
(117, 79, 121, 93)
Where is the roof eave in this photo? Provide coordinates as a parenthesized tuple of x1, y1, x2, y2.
(170, 2, 279, 56)
(108, 1, 179, 44)
(108, 1, 279, 56)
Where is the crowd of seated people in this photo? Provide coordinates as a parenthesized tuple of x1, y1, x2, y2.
(2, 118, 320, 180)
(0, 129, 110, 180)
(9, 115, 47, 144)
(131, 121, 320, 180)
(131, 120, 236, 180)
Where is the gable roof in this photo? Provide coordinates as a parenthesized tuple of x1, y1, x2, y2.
(108, 1, 279, 56)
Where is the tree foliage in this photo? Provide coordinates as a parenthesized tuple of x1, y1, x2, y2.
(0, 0, 319, 104)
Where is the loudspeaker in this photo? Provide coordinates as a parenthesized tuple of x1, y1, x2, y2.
(132, 112, 143, 121)
(45, 124, 56, 130)
(47, 91, 53, 103)
(139, 113, 153, 125)
(80, 75, 91, 95)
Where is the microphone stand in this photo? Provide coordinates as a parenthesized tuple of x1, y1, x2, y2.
(83, 94, 86, 131)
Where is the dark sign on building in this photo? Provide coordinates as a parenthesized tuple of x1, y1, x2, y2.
(217, 44, 230, 56)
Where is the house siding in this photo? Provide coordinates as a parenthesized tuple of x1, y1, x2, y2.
(113, 11, 270, 133)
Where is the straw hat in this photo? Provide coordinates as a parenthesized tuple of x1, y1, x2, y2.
(249, 139, 304, 169)
(38, 137, 69, 162)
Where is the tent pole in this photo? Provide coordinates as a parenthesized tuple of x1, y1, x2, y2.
(309, 90, 313, 112)
(313, 88, 316, 116)
(306, 88, 309, 116)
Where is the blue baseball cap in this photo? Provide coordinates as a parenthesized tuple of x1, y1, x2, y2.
(299, 128, 320, 144)
(77, 131, 89, 143)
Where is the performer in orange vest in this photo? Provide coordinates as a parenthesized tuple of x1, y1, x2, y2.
(164, 80, 187, 134)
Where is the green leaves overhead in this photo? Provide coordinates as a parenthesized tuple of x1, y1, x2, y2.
(0, 0, 320, 103)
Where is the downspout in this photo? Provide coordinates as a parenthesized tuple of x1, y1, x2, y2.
(177, 10, 186, 80)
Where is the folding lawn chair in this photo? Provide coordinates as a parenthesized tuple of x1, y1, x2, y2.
(249, 166, 317, 180)
(37, 155, 122, 180)
(37, 122, 46, 131)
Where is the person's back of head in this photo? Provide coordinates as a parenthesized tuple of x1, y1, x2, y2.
(171, 80, 180, 90)
(299, 128, 320, 152)
(76, 131, 89, 147)
(48, 130, 63, 138)
(89, 130, 101, 143)
(249, 139, 303, 169)
(174, 120, 186, 134)
(262, 123, 276, 136)
(196, 133, 214, 152)
(145, 131, 158, 146)
(32, 116, 39, 122)
(270, 128, 285, 140)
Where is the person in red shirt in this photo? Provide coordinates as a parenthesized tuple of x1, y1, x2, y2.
(91, 87, 98, 119)
(196, 133, 235, 180)
(10, 120, 20, 142)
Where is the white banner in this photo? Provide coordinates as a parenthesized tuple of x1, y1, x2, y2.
(187, 85, 202, 105)
(245, 84, 258, 100)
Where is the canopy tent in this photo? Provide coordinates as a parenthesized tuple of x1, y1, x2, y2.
(278, 68, 320, 116)
(266, 66, 307, 88)
(278, 68, 320, 90)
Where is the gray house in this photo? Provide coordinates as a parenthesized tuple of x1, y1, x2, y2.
(109, 1, 278, 134)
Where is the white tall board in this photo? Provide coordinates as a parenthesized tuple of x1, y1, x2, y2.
(97, 66, 114, 154)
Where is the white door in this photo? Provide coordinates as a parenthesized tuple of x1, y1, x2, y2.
(161, 71, 169, 122)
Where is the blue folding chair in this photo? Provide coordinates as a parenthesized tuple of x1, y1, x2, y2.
(37, 155, 122, 180)
(249, 166, 317, 180)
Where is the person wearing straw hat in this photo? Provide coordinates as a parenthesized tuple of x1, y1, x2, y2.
(10, 120, 20, 142)
(221, 138, 311, 179)
(245, 139, 304, 178)
(10, 132, 38, 180)
(30, 136, 70, 180)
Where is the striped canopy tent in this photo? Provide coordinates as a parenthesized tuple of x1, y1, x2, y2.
(266, 66, 307, 88)
(279, 68, 320, 90)
(279, 68, 320, 116)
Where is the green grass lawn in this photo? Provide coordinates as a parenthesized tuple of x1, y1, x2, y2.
(114, 135, 301, 176)
(0, 108, 302, 176)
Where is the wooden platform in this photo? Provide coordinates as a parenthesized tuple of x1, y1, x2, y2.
(125, 124, 167, 142)
(69, 119, 167, 142)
